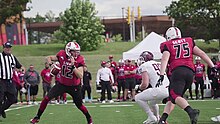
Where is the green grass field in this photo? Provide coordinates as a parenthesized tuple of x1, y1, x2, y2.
(1, 99, 220, 124)
(0, 41, 217, 99)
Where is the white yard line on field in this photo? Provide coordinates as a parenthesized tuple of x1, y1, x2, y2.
(5, 105, 34, 112)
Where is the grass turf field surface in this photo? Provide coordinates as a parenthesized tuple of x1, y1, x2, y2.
(0, 99, 219, 124)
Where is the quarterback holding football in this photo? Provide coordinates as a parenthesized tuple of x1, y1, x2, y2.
(30, 41, 93, 124)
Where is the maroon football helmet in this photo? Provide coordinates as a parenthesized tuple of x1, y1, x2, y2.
(140, 51, 154, 62)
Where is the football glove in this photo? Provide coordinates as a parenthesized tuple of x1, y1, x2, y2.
(135, 85, 143, 92)
(155, 75, 164, 87)
(211, 67, 217, 73)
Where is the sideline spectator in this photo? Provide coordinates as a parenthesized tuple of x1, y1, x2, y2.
(82, 66, 92, 103)
(124, 59, 136, 101)
(207, 57, 220, 99)
(17, 68, 26, 104)
(96, 61, 114, 103)
(41, 62, 53, 97)
(24, 64, 40, 105)
(108, 55, 117, 85)
(0, 42, 22, 119)
(109, 55, 117, 67)
(194, 56, 206, 99)
(135, 60, 142, 93)
(115, 59, 125, 101)
(12, 68, 21, 104)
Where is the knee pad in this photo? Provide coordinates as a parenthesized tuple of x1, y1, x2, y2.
(169, 89, 179, 104)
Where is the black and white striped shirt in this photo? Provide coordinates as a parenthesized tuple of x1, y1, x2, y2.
(0, 52, 22, 80)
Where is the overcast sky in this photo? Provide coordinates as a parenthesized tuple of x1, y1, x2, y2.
(23, 0, 177, 18)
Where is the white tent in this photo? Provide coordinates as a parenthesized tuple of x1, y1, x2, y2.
(123, 32, 166, 60)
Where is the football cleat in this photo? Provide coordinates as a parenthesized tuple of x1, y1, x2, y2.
(189, 109, 200, 124)
(109, 100, 114, 103)
(0, 111, 6, 118)
(30, 116, 40, 124)
(158, 120, 168, 124)
(143, 116, 157, 124)
(211, 115, 220, 122)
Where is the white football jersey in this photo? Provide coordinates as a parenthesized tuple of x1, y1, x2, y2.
(139, 60, 169, 88)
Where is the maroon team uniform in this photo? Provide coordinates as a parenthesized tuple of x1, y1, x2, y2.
(116, 65, 125, 99)
(31, 50, 92, 124)
(160, 37, 195, 103)
(194, 63, 205, 99)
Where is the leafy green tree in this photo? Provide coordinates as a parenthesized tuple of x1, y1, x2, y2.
(60, 0, 105, 51)
(0, 0, 31, 24)
(51, 30, 66, 43)
(164, 0, 220, 41)
(112, 34, 122, 42)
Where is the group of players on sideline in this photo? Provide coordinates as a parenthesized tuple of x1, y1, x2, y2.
(0, 27, 219, 124)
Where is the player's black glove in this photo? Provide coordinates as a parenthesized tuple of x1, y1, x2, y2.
(155, 75, 164, 87)
(211, 67, 217, 73)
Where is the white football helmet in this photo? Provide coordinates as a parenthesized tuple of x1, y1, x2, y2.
(118, 59, 124, 64)
(165, 27, 182, 40)
(195, 56, 201, 61)
(65, 41, 81, 57)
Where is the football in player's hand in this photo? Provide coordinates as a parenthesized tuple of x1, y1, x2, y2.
(50, 63, 61, 76)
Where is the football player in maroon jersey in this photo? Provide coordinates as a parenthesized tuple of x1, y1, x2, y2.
(124, 59, 137, 101)
(30, 41, 93, 124)
(115, 59, 126, 101)
(158, 27, 216, 124)
(40, 62, 53, 98)
(194, 56, 206, 99)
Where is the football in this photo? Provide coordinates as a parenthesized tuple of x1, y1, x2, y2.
(50, 63, 61, 76)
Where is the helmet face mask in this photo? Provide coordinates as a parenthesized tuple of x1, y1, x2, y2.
(195, 56, 201, 63)
(65, 42, 81, 58)
(136, 56, 145, 66)
(118, 59, 124, 65)
(165, 27, 182, 41)
(140, 51, 153, 61)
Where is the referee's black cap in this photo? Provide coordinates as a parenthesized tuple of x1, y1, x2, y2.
(3, 42, 12, 48)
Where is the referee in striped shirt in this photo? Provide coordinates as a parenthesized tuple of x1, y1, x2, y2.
(0, 42, 22, 118)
